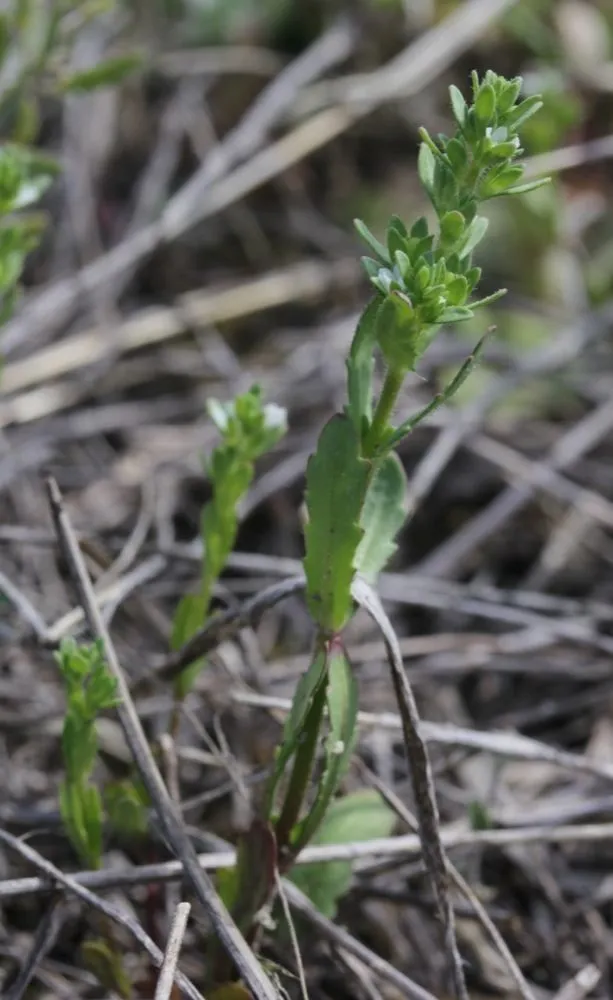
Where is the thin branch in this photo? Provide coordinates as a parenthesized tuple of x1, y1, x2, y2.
(158, 575, 304, 680)
(352, 578, 467, 1000)
(4, 822, 613, 902)
(275, 871, 309, 1000)
(44, 475, 279, 1000)
(231, 689, 613, 781)
(281, 878, 437, 1000)
(154, 902, 192, 1000)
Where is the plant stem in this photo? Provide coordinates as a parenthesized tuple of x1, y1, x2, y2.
(363, 365, 405, 457)
(274, 673, 328, 861)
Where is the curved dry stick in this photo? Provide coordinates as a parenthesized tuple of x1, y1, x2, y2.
(351, 578, 467, 1000)
(158, 574, 305, 680)
(45, 476, 280, 1000)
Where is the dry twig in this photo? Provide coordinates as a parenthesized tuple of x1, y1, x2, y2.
(44, 475, 279, 1000)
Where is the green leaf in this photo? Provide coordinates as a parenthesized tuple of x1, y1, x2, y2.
(59, 780, 87, 860)
(456, 215, 488, 259)
(497, 77, 522, 114)
(410, 216, 429, 239)
(439, 306, 474, 323)
(470, 287, 507, 310)
(291, 646, 359, 853)
(387, 214, 408, 239)
(445, 274, 468, 306)
(62, 712, 97, 781)
(265, 651, 327, 813)
(353, 219, 389, 264)
(289, 789, 396, 918)
(80, 782, 104, 868)
(374, 292, 421, 371)
(60, 53, 143, 93)
(303, 415, 370, 632)
(85, 661, 120, 713)
(439, 210, 465, 247)
(417, 142, 436, 193)
(171, 592, 206, 650)
(354, 454, 408, 584)
(345, 296, 380, 439)
(474, 83, 496, 122)
(501, 177, 552, 197)
(505, 95, 543, 129)
(82, 938, 133, 1000)
(489, 138, 520, 160)
(446, 137, 467, 172)
(449, 85, 467, 128)
(481, 164, 524, 197)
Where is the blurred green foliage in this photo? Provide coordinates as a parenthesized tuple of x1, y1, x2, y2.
(0, 0, 140, 366)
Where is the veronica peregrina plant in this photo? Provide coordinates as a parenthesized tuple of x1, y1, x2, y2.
(202, 70, 550, 996)
(171, 386, 287, 706)
(55, 637, 133, 998)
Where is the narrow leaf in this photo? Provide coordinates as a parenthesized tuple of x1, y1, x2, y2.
(265, 651, 327, 812)
(449, 85, 467, 128)
(354, 454, 408, 583)
(474, 83, 496, 122)
(291, 645, 359, 852)
(353, 219, 389, 264)
(303, 415, 370, 632)
(60, 53, 143, 92)
(171, 592, 206, 650)
(501, 177, 552, 197)
(457, 215, 488, 259)
(345, 296, 380, 438)
(417, 142, 436, 193)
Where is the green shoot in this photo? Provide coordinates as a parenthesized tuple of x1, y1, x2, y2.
(174, 71, 551, 997)
(55, 637, 120, 870)
(171, 385, 287, 699)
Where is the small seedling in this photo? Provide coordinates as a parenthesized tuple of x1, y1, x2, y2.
(55, 637, 133, 999)
(171, 385, 287, 705)
(55, 637, 120, 870)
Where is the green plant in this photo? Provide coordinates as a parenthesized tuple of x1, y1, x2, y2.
(171, 385, 287, 705)
(55, 637, 134, 999)
(0, 142, 56, 333)
(0, 1, 141, 369)
(191, 70, 550, 995)
(55, 637, 120, 869)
